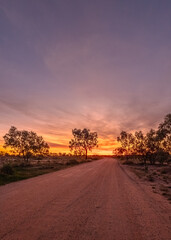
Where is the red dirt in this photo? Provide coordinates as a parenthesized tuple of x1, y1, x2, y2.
(0, 158, 170, 240)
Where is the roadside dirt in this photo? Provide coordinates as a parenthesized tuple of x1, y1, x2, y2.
(124, 163, 171, 203)
(0, 158, 170, 240)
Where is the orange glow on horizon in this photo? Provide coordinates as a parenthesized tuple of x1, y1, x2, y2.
(0, 136, 119, 156)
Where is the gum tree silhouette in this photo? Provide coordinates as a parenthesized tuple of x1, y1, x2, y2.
(157, 113, 171, 153)
(69, 128, 98, 159)
(3, 126, 49, 161)
(114, 113, 171, 165)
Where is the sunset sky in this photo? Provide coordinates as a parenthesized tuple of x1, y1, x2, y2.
(0, 0, 171, 155)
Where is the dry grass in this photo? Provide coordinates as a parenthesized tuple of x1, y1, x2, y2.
(125, 163, 171, 203)
(0, 156, 94, 186)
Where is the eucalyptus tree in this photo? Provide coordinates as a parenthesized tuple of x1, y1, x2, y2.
(3, 126, 49, 161)
(157, 113, 171, 153)
(69, 128, 98, 159)
(117, 131, 135, 155)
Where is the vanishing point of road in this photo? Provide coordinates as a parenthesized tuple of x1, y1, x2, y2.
(0, 158, 170, 240)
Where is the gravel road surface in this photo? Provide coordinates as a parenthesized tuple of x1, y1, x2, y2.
(0, 158, 170, 240)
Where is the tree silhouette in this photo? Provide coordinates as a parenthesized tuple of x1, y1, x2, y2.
(3, 126, 49, 161)
(69, 128, 98, 159)
(115, 113, 171, 165)
(157, 113, 171, 153)
(117, 131, 135, 155)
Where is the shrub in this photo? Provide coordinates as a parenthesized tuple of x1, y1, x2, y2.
(1, 164, 14, 175)
(67, 159, 78, 165)
(122, 160, 134, 165)
(147, 174, 154, 182)
(19, 162, 32, 167)
(161, 169, 167, 174)
(155, 150, 170, 165)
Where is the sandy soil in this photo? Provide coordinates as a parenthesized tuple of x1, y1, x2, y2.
(0, 158, 170, 240)
(125, 164, 171, 202)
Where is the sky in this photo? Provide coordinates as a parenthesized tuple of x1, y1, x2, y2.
(0, 0, 171, 155)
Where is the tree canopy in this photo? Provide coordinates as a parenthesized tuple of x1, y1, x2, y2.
(69, 128, 98, 159)
(3, 126, 49, 161)
(114, 113, 171, 165)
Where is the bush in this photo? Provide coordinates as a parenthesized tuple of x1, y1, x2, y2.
(67, 159, 78, 165)
(161, 167, 171, 174)
(35, 155, 44, 160)
(122, 160, 134, 165)
(155, 150, 170, 165)
(1, 164, 14, 175)
(18, 162, 32, 167)
(147, 174, 154, 182)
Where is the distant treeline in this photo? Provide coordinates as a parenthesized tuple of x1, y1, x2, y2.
(3, 126, 49, 162)
(114, 114, 171, 165)
(1, 127, 98, 161)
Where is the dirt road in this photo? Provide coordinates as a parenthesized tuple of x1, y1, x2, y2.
(0, 158, 170, 240)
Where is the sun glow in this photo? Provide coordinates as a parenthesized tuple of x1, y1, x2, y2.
(0, 135, 118, 156)
(46, 137, 118, 155)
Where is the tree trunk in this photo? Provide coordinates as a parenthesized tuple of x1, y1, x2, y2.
(85, 148, 87, 160)
(23, 153, 26, 162)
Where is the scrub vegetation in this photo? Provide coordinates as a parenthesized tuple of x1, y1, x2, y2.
(0, 126, 99, 185)
(0, 154, 101, 186)
(115, 113, 171, 202)
(114, 113, 171, 166)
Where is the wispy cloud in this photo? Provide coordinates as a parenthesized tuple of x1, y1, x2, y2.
(0, 0, 171, 154)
